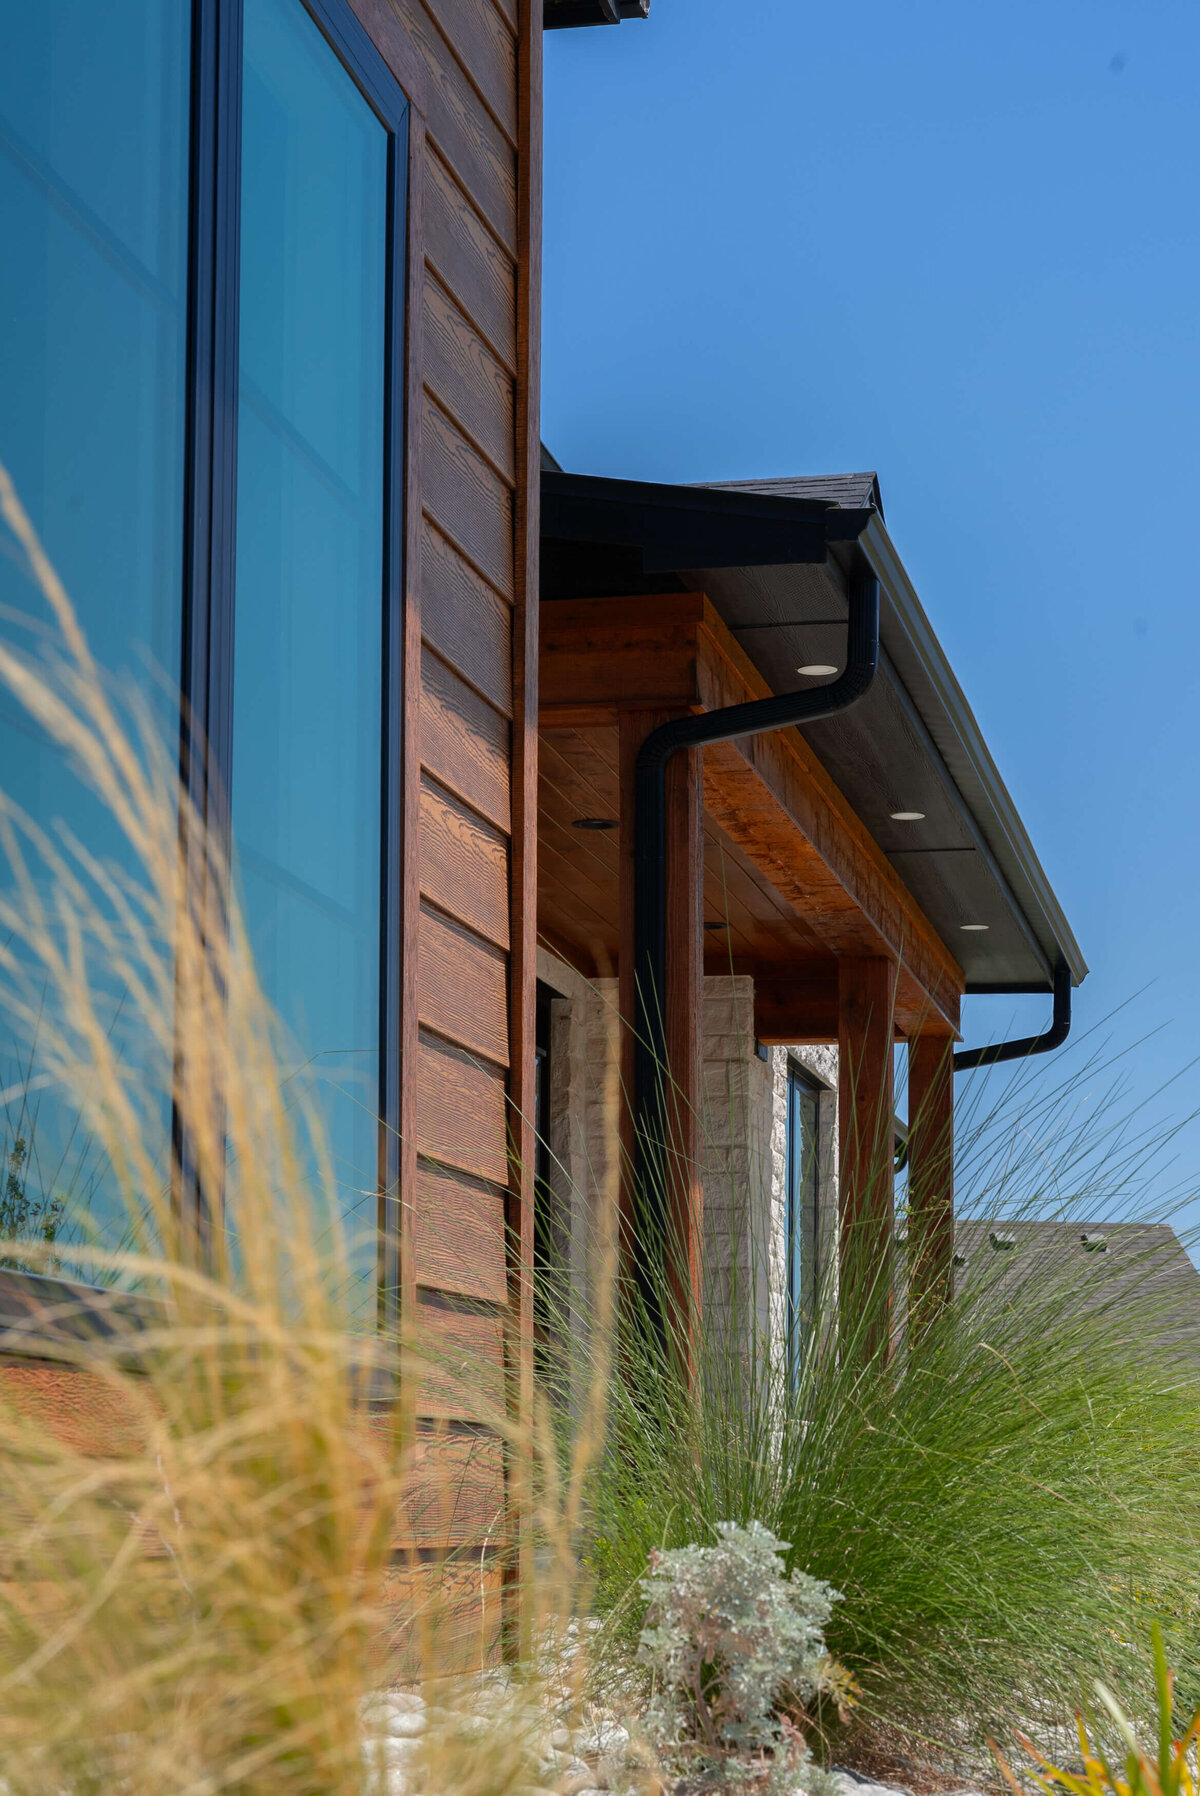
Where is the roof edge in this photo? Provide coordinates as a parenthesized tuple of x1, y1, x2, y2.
(860, 513, 1088, 987)
(544, 0, 649, 26)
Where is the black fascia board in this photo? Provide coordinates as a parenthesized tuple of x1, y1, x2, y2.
(965, 981, 1057, 995)
(542, 470, 873, 572)
(545, 0, 649, 26)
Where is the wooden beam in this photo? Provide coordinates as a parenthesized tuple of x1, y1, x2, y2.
(906, 1031, 955, 1338)
(752, 963, 840, 1043)
(618, 709, 704, 1375)
(838, 957, 898, 1362)
(694, 612, 961, 1035)
(542, 597, 703, 715)
(663, 730, 704, 1368)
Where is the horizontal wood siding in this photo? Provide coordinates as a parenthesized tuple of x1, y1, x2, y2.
(380, 1557, 505, 1672)
(419, 777, 509, 948)
(425, 275, 515, 482)
(0, 1361, 147, 1457)
(425, 148, 516, 368)
(420, 646, 510, 829)
(414, 1299, 507, 1420)
(417, 903, 509, 1066)
(411, 1160, 507, 1300)
(420, 0, 518, 142)
(397, 1428, 506, 1546)
(422, 522, 512, 714)
(401, 0, 517, 253)
(346, 0, 531, 1614)
(422, 394, 514, 598)
(416, 1036, 509, 1185)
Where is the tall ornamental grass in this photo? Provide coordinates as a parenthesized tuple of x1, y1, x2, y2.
(4, 446, 1200, 1789)
(0, 460, 621, 1794)
(582, 1037, 1200, 1761)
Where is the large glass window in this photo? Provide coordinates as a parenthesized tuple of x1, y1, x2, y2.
(0, 0, 407, 1305)
(232, 0, 390, 1312)
(0, 0, 192, 1262)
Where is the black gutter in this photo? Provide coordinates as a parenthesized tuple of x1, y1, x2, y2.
(631, 563, 881, 1329)
(953, 960, 1072, 1072)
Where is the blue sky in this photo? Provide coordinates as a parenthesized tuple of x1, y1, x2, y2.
(541, 0, 1200, 1227)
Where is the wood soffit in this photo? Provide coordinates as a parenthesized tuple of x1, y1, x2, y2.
(539, 593, 964, 1034)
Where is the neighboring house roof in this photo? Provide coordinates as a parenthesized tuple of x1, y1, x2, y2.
(541, 465, 1087, 994)
(951, 1221, 1200, 1371)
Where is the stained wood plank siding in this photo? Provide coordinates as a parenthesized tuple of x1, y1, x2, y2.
(419, 777, 510, 949)
(420, 646, 511, 829)
(344, 0, 539, 1557)
(425, 276, 516, 483)
(422, 522, 513, 714)
(422, 395, 515, 598)
(418, 904, 509, 1067)
(425, 149, 516, 369)
(411, 1162, 508, 1299)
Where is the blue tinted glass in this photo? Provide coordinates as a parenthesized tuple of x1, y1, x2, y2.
(233, 0, 389, 1316)
(786, 1070, 819, 1378)
(0, 2, 190, 1266)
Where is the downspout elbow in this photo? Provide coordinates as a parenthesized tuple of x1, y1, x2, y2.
(952, 960, 1072, 1073)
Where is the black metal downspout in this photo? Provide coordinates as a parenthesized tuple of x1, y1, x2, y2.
(630, 566, 881, 1330)
(953, 960, 1072, 1072)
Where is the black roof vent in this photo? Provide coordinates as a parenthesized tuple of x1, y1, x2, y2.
(545, 0, 649, 26)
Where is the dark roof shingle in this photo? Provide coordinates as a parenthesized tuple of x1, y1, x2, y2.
(702, 471, 884, 522)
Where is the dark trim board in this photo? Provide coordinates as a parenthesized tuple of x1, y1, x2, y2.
(0, 1269, 164, 1360)
(544, 0, 648, 25)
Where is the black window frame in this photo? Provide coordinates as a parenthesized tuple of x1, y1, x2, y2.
(180, 0, 410, 1321)
(785, 1059, 822, 1385)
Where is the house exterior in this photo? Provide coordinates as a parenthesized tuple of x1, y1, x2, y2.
(1, 0, 1087, 1616)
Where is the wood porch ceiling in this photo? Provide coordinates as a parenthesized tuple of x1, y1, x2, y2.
(539, 724, 829, 966)
(537, 594, 965, 1038)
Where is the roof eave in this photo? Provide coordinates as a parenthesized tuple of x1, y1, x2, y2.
(544, 0, 649, 27)
(859, 512, 1088, 989)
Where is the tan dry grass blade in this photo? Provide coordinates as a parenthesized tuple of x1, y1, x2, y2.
(0, 461, 625, 1793)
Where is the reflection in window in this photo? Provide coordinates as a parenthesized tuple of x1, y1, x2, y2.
(232, 0, 389, 1318)
(786, 1063, 821, 1383)
(0, 0, 191, 1268)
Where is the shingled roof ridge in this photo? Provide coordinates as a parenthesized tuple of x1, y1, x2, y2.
(699, 470, 884, 523)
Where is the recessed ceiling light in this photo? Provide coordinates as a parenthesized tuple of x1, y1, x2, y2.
(960, 922, 990, 931)
(572, 817, 618, 831)
(890, 810, 925, 822)
(796, 663, 838, 677)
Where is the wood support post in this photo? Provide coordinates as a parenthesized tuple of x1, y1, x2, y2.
(838, 956, 898, 1361)
(906, 1031, 955, 1337)
(618, 709, 704, 1373)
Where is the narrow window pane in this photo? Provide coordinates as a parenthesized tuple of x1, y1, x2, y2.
(232, 0, 389, 1318)
(786, 1067, 819, 1381)
(0, 1, 190, 1272)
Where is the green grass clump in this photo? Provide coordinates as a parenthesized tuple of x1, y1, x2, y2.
(584, 1066, 1200, 1759)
